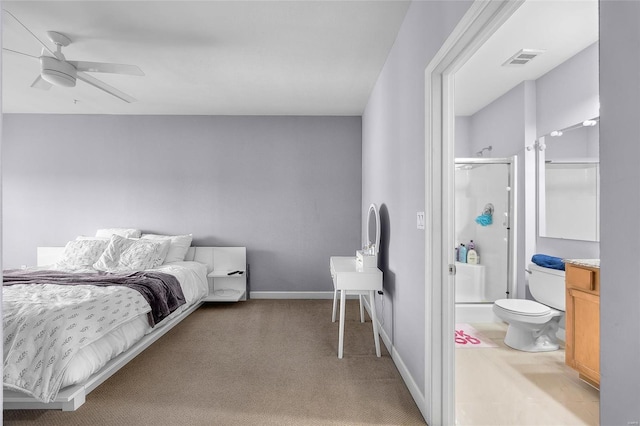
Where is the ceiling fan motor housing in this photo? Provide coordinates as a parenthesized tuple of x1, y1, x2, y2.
(40, 56, 77, 87)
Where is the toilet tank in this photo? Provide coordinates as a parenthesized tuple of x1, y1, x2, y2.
(455, 262, 486, 303)
(528, 263, 566, 311)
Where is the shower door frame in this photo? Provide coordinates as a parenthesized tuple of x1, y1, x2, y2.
(454, 156, 517, 302)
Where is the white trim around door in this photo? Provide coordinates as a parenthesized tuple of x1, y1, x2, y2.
(423, 1, 523, 425)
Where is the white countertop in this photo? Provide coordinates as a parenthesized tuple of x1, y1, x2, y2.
(564, 258, 600, 268)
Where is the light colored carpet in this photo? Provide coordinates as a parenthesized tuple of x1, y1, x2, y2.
(4, 299, 425, 425)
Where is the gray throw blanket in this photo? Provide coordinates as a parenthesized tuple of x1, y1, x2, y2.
(3, 269, 186, 327)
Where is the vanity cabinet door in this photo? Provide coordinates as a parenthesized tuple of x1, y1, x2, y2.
(566, 287, 600, 388)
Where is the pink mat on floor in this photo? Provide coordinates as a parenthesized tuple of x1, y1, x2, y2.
(455, 324, 497, 348)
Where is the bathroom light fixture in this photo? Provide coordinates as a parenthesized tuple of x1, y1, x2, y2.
(545, 117, 599, 139)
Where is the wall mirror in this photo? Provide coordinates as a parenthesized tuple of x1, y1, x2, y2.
(367, 203, 381, 254)
(536, 119, 600, 241)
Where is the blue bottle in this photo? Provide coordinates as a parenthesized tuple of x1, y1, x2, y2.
(459, 244, 467, 263)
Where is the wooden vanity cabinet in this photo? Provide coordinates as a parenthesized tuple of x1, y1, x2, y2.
(565, 263, 600, 388)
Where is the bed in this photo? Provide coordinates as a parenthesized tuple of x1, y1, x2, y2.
(3, 231, 216, 411)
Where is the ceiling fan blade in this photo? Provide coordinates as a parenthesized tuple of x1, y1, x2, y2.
(69, 61, 145, 76)
(3, 47, 39, 60)
(76, 71, 136, 103)
(3, 9, 56, 57)
(31, 75, 53, 90)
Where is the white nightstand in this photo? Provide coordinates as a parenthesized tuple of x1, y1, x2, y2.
(198, 247, 247, 302)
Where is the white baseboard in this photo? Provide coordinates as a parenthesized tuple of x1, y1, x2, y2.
(250, 291, 361, 300)
(361, 296, 426, 418)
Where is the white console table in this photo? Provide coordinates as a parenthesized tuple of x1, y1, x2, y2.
(330, 256, 383, 359)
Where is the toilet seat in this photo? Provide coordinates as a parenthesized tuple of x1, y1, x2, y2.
(494, 299, 552, 317)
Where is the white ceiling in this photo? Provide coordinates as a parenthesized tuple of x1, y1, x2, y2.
(455, 0, 599, 116)
(2, 1, 599, 117)
(2, 1, 410, 115)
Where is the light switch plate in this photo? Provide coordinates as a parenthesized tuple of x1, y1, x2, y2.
(417, 212, 425, 230)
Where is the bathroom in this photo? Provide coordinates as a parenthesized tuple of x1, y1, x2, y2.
(452, 1, 600, 423)
(455, 35, 600, 322)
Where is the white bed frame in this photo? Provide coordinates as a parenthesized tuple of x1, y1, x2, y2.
(3, 246, 218, 411)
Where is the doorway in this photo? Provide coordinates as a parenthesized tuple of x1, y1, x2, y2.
(425, 1, 599, 424)
(423, 2, 523, 423)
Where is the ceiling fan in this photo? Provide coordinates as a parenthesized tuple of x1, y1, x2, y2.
(2, 9, 144, 103)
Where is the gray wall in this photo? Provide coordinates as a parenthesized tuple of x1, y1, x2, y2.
(454, 116, 471, 157)
(2, 115, 362, 293)
(600, 1, 640, 424)
(536, 42, 599, 137)
(466, 83, 530, 158)
(362, 0, 472, 398)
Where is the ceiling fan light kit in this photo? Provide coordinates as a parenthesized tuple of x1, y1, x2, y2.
(40, 56, 77, 87)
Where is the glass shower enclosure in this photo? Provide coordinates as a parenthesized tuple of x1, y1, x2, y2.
(454, 158, 516, 320)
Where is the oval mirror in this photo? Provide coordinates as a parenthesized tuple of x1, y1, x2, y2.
(367, 203, 381, 254)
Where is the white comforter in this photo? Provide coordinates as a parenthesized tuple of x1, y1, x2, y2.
(61, 262, 207, 387)
(3, 261, 208, 402)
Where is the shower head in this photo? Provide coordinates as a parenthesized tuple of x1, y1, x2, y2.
(475, 146, 492, 157)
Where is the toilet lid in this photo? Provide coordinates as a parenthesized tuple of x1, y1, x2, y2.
(495, 299, 552, 316)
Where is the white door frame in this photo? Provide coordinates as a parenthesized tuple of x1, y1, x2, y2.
(423, 1, 523, 424)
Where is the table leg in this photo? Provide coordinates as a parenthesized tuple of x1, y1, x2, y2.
(338, 289, 346, 359)
(359, 294, 365, 323)
(369, 290, 381, 357)
(332, 288, 338, 322)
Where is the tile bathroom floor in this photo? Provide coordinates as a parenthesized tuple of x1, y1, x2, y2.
(456, 322, 599, 425)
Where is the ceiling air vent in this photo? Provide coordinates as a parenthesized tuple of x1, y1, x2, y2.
(502, 49, 545, 66)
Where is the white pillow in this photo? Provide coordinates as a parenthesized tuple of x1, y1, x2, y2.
(140, 233, 193, 263)
(56, 239, 109, 270)
(93, 235, 166, 273)
(153, 239, 172, 266)
(95, 228, 142, 239)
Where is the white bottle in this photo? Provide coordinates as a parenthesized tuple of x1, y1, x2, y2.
(467, 249, 478, 265)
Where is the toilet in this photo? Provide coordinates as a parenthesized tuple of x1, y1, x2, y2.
(493, 263, 566, 352)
